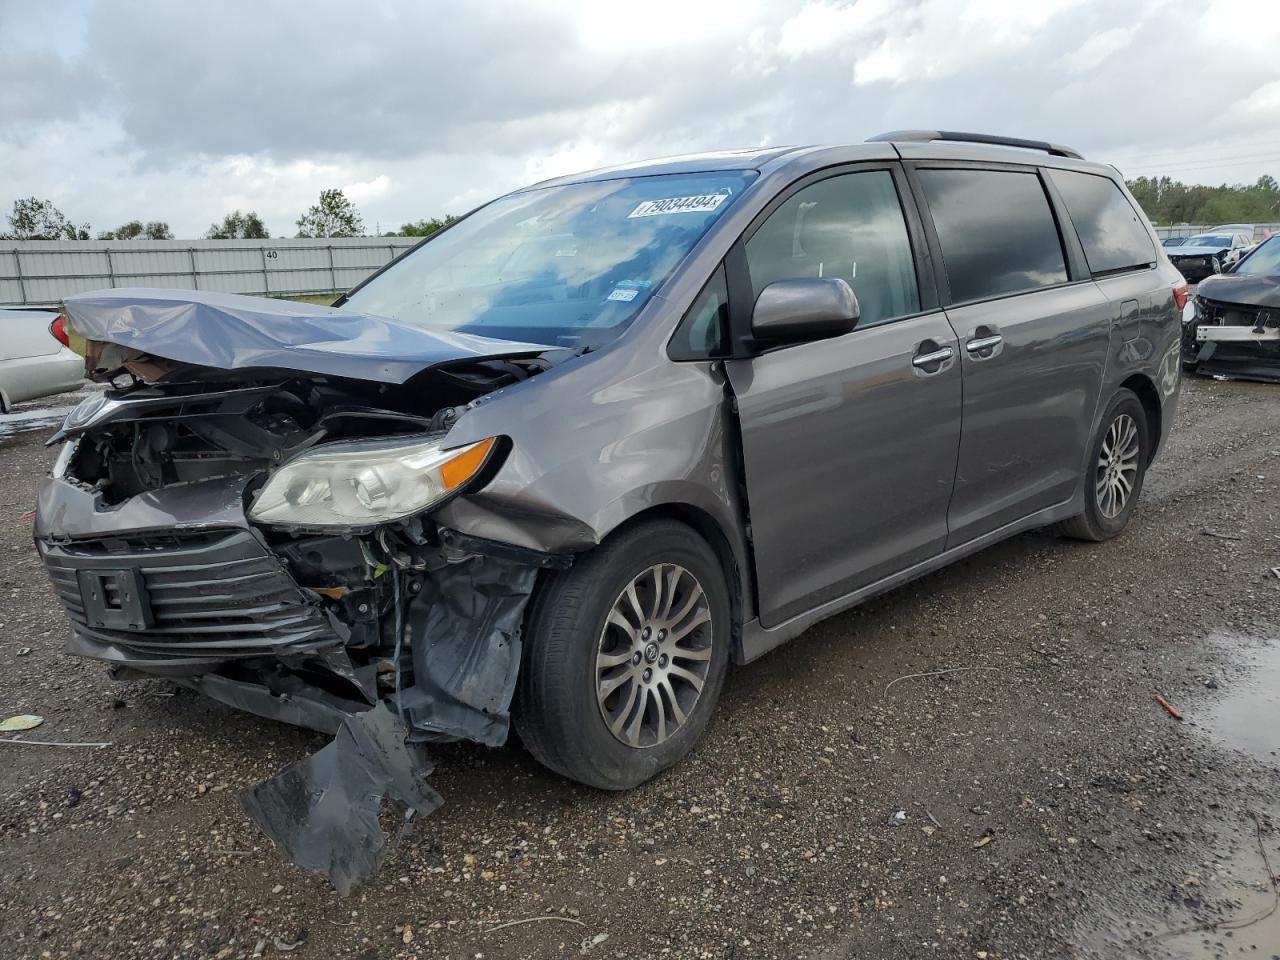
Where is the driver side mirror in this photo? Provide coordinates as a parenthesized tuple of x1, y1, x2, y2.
(751, 278, 860, 344)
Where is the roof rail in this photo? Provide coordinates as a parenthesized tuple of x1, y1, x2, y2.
(867, 130, 1084, 160)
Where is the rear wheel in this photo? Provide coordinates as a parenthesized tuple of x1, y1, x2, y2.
(1056, 388, 1148, 542)
(515, 519, 731, 790)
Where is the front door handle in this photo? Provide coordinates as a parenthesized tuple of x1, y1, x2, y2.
(911, 345, 954, 369)
(965, 335, 1003, 353)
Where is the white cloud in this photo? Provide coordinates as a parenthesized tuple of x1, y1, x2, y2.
(777, 0, 889, 57)
(1, 0, 1278, 238)
(342, 175, 392, 204)
(1064, 25, 1139, 74)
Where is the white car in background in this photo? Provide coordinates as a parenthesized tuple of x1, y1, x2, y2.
(1165, 231, 1255, 283)
(0, 307, 84, 411)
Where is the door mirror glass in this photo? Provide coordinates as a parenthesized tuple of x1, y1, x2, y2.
(751, 277, 859, 343)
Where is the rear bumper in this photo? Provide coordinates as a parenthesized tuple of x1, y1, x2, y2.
(0, 347, 82, 408)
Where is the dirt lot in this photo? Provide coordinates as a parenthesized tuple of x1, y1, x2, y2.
(1, 376, 1278, 960)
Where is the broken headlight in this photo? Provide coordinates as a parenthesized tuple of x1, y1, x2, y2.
(249, 435, 497, 528)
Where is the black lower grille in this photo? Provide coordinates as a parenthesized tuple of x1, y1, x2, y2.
(39, 528, 339, 658)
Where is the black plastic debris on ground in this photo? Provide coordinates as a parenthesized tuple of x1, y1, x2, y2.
(240, 703, 443, 895)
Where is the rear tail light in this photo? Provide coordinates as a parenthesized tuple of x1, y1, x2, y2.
(1172, 283, 1189, 312)
(49, 314, 70, 347)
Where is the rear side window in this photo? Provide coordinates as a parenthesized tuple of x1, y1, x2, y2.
(918, 168, 1068, 304)
(1049, 169, 1155, 275)
(745, 170, 920, 328)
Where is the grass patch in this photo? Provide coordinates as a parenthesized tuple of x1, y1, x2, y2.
(275, 293, 340, 306)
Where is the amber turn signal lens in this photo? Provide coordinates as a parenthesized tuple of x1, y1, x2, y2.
(440, 437, 497, 490)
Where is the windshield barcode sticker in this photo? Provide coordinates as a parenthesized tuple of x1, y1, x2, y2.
(628, 194, 728, 218)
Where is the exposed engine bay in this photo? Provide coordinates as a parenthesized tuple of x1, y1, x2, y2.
(36, 306, 572, 893)
(1182, 273, 1280, 383)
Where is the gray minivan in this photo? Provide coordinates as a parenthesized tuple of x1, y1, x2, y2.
(40, 131, 1184, 797)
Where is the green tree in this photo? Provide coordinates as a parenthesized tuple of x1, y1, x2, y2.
(1126, 174, 1280, 224)
(3, 197, 89, 239)
(98, 220, 173, 240)
(204, 210, 270, 239)
(388, 215, 459, 237)
(295, 189, 364, 238)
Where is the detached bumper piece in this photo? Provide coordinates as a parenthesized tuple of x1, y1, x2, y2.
(240, 703, 443, 897)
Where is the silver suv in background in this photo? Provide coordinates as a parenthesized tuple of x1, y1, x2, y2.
(38, 130, 1184, 890)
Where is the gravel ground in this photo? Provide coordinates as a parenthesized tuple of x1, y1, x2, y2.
(1, 376, 1278, 960)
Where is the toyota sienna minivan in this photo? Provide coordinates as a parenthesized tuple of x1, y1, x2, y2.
(40, 130, 1184, 801)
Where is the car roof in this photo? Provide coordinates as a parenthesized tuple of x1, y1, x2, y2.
(523, 137, 1117, 191)
(519, 146, 817, 189)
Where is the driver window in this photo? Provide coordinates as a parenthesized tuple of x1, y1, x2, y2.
(745, 170, 920, 327)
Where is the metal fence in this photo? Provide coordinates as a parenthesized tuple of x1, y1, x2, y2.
(1153, 223, 1280, 241)
(0, 238, 423, 307)
(7, 225, 1278, 307)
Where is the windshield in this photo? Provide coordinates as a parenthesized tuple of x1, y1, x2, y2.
(1162, 237, 1186, 246)
(1187, 234, 1232, 247)
(1233, 235, 1280, 275)
(343, 171, 755, 348)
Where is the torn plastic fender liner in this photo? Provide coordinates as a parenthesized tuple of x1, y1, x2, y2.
(240, 541, 555, 892)
(240, 703, 442, 896)
(395, 554, 540, 746)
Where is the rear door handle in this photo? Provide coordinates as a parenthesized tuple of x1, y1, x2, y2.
(912, 346, 954, 369)
(965, 335, 1003, 353)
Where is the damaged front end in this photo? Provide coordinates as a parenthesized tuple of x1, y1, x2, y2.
(1183, 276, 1280, 383)
(35, 290, 569, 891)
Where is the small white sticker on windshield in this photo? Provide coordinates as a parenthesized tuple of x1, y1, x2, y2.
(607, 287, 639, 302)
(628, 194, 728, 218)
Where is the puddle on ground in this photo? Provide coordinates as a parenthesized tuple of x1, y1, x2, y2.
(0, 405, 71, 440)
(1148, 818, 1280, 960)
(1079, 632, 1280, 958)
(1153, 632, 1280, 958)
(1193, 635, 1280, 764)
(0, 386, 95, 442)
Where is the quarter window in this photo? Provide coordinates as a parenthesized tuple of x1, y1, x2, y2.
(918, 168, 1068, 304)
(745, 170, 920, 328)
(669, 267, 729, 360)
(1048, 169, 1155, 275)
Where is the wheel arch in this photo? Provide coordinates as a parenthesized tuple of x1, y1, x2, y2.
(591, 503, 750, 664)
(1118, 372, 1162, 465)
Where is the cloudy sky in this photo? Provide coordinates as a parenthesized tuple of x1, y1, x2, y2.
(3, 0, 1278, 238)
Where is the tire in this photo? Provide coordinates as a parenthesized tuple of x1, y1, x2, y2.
(1055, 388, 1149, 542)
(515, 519, 731, 790)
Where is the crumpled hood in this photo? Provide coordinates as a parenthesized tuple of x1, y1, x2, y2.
(64, 288, 549, 384)
(1196, 273, 1280, 309)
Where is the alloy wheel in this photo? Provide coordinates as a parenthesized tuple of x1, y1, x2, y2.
(595, 563, 713, 749)
(1095, 413, 1141, 519)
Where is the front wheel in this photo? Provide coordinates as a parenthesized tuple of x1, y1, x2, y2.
(515, 519, 731, 790)
(1055, 388, 1149, 542)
